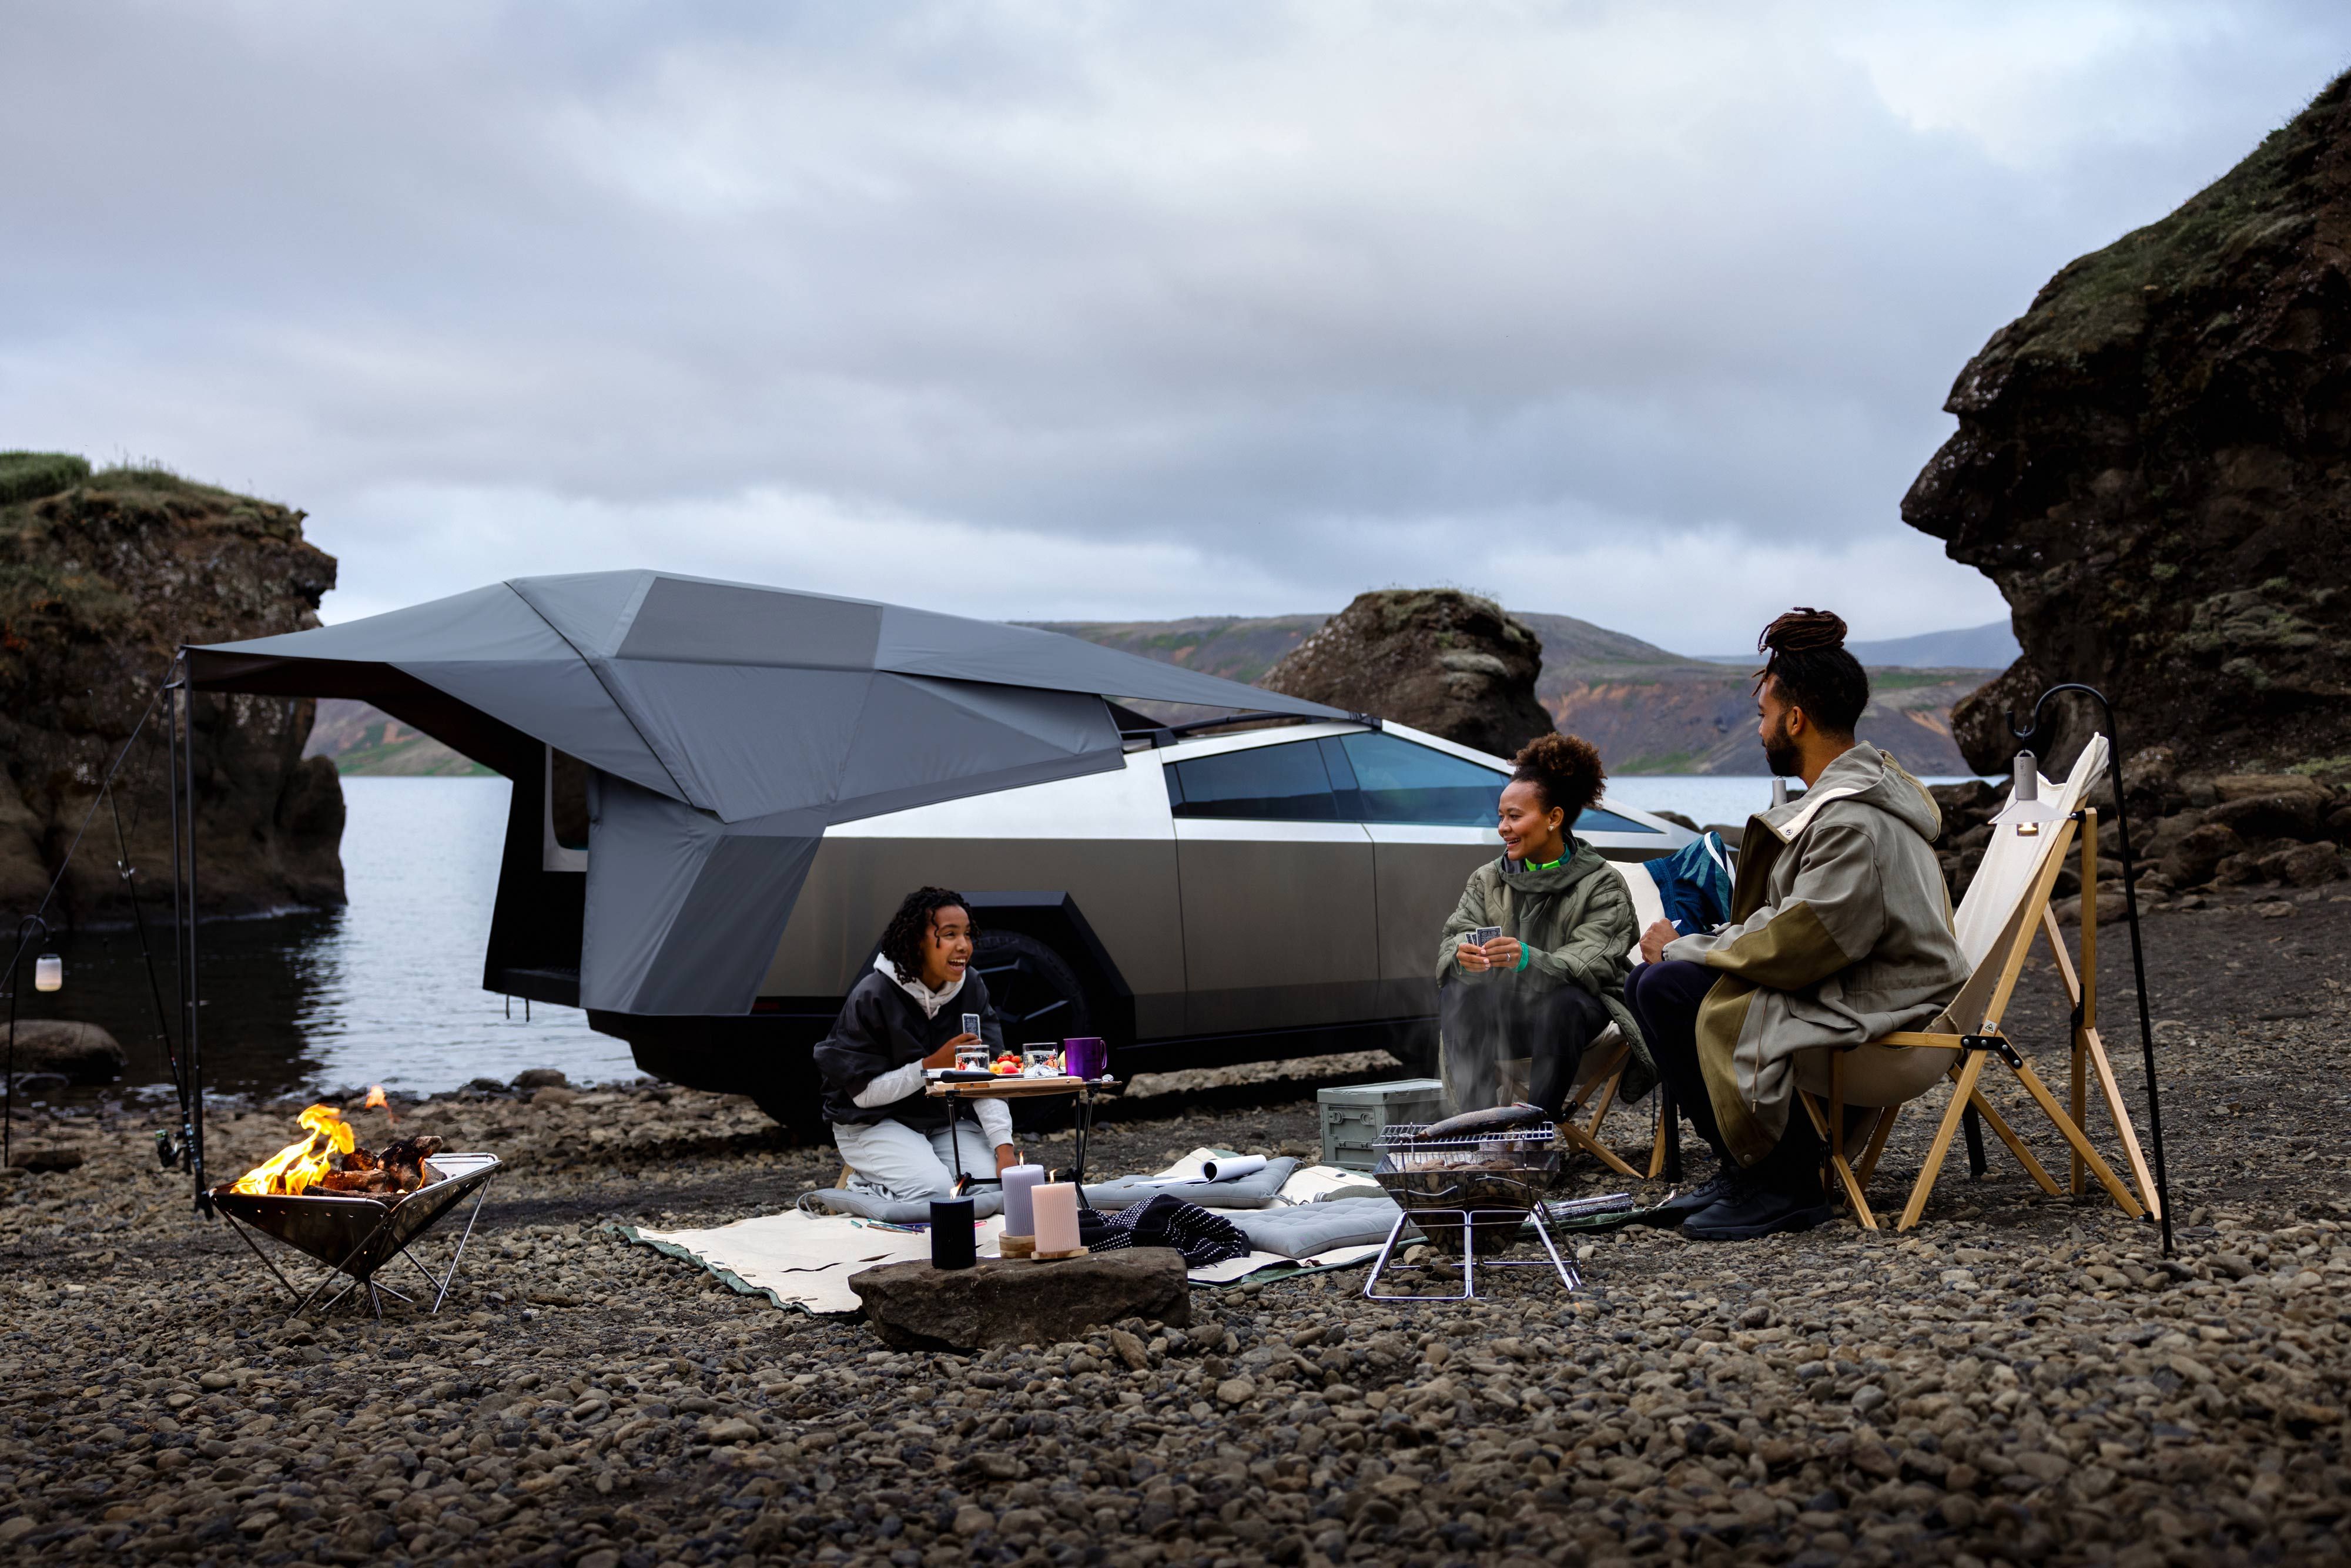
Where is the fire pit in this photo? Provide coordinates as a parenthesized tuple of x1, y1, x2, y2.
(1364, 1116, 1579, 1301)
(210, 1104, 498, 1319)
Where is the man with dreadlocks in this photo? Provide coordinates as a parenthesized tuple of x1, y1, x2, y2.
(1622, 609, 1969, 1240)
(815, 886, 1017, 1200)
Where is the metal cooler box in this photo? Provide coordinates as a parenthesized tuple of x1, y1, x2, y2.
(1318, 1078, 1446, 1171)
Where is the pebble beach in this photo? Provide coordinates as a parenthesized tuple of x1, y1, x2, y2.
(2, 890, 2347, 1567)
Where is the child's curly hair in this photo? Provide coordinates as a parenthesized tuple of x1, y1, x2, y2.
(878, 886, 973, 981)
(1511, 732, 1606, 825)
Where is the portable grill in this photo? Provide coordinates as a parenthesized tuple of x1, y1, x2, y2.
(212, 1152, 499, 1319)
(1364, 1118, 1578, 1300)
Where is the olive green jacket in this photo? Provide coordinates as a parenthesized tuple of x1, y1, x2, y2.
(1434, 840, 1653, 1100)
(1663, 745, 1970, 1165)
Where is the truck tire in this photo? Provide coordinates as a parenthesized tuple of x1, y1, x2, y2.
(973, 929, 1093, 1046)
(973, 929, 1094, 1133)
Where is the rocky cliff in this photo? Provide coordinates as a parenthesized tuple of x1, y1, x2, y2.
(0, 454, 345, 924)
(1905, 71, 2351, 778)
(1258, 589, 1555, 756)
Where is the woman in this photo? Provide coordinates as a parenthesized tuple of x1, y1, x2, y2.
(1435, 733, 1649, 1115)
(815, 886, 1018, 1200)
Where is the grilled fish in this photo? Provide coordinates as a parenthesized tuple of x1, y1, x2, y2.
(1417, 1102, 1548, 1141)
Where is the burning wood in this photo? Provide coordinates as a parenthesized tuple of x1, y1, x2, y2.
(228, 1104, 443, 1198)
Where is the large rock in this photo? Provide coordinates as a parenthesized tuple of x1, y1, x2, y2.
(1260, 589, 1553, 757)
(1, 1020, 126, 1084)
(1904, 71, 2351, 777)
(0, 457, 344, 923)
(849, 1249, 1190, 1351)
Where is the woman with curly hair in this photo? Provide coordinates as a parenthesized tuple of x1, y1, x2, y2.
(1434, 732, 1649, 1116)
(813, 886, 1016, 1200)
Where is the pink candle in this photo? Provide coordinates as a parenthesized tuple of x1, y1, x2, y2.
(1032, 1181, 1081, 1255)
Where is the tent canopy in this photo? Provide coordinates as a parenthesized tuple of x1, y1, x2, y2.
(188, 571, 1347, 1014)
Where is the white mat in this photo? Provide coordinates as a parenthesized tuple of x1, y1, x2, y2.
(619, 1152, 1391, 1314)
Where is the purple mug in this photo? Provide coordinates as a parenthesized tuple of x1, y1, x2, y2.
(1063, 1036, 1108, 1081)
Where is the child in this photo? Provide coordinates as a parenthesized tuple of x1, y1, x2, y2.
(814, 886, 1016, 1199)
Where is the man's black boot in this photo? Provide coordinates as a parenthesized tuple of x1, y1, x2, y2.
(1635, 1168, 1746, 1227)
(1680, 1184, 1833, 1241)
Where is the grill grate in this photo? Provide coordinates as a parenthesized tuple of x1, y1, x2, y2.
(1363, 1117, 1579, 1301)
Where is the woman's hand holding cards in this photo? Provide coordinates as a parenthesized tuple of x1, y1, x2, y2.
(924, 1037, 974, 1070)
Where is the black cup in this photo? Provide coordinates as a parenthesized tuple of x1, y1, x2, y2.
(930, 1197, 977, 1269)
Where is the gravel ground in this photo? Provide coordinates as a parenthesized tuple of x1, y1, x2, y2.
(2, 889, 2347, 1566)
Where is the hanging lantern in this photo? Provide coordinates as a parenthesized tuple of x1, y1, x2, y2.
(33, 953, 62, 992)
(1994, 751, 2062, 837)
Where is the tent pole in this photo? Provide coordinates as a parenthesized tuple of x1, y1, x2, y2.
(175, 672, 209, 1215)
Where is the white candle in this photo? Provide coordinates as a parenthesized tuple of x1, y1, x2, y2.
(1002, 1164, 1044, 1236)
(1032, 1181, 1081, 1255)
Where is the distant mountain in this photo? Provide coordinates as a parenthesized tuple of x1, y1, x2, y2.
(1022, 615, 1324, 686)
(1687, 619, 2020, 671)
(1043, 608, 1996, 775)
(303, 698, 490, 776)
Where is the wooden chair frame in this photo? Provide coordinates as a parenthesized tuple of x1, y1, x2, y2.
(1794, 808, 2163, 1231)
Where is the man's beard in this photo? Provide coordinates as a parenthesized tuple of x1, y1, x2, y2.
(1761, 721, 1802, 778)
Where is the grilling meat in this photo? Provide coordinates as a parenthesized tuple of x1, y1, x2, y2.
(1417, 1103, 1548, 1142)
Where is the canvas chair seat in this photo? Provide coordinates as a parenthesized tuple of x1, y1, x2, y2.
(1788, 736, 2161, 1231)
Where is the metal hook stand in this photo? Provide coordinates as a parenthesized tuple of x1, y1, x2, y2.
(3, 913, 53, 1172)
(2007, 683, 2176, 1255)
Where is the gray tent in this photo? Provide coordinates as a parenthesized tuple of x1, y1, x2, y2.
(187, 571, 1343, 1016)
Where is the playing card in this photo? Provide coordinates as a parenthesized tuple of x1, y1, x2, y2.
(1473, 926, 1502, 947)
(960, 1012, 982, 1037)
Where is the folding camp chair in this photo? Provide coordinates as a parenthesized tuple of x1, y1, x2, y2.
(1790, 738, 2161, 1230)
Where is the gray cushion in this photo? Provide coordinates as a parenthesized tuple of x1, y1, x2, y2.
(1074, 1158, 1299, 1212)
(1230, 1197, 1403, 1258)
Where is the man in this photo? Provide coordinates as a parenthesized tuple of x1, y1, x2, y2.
(1622, 608, 1969, 1240)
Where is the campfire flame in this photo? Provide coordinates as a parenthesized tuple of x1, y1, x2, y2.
(230, 1104, 357, 1197)
(363, 1085, 387, 1110)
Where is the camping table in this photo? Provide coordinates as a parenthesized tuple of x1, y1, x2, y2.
(923, 1076, 1121, 1195)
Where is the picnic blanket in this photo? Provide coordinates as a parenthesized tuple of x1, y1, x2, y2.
(617, 1150, 1402, 1314)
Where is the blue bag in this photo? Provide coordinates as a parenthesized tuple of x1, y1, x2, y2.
(1644, 832, 1734, 936)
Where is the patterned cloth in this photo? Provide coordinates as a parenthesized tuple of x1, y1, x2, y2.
(1077, 1194, 1251, 1267)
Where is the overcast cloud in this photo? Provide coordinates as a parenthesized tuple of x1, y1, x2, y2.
(5, 1, 2348, 653)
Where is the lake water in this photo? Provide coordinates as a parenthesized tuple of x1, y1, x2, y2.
(36, 778, 629, 1104)
(32, 770, 1985, 1103)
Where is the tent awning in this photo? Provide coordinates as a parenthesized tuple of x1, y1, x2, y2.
(187, 571, 1345, 1014)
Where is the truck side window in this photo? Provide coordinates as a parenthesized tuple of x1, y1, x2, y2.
(1334, 732, 1506, 826)
(1333, 732, 1661, 832)
(1166, 742, 1339, 821)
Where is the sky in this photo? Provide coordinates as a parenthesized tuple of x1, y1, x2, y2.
(6, 2, 2349, 656)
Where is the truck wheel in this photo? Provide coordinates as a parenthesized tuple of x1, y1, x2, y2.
(973, 930, 1093, 1046)
(973, 930, 1094, 1134)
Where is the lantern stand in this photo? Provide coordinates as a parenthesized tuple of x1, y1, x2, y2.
(2007, 684, 2175, 1257)
(4, 914, 65, 1171)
